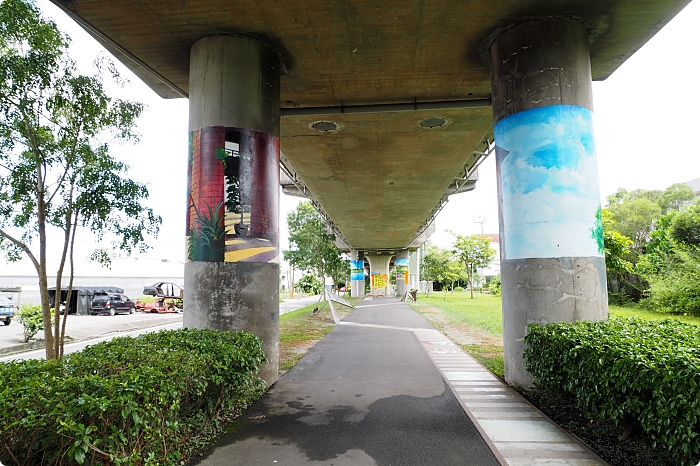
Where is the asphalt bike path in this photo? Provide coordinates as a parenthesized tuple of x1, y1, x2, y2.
(190, 297, 501, 466)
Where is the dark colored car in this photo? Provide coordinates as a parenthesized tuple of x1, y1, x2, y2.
(0, 297, 17, 325)
(90, 293, 136, 316)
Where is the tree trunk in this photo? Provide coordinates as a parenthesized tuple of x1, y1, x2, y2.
(469, 263, 474, 299)
(36, 160, 55, 359)
(60, 210, 79, 357)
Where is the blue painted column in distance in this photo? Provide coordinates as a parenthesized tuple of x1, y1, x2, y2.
(350, 250, 365, 298)
(489, 19, 608, 387)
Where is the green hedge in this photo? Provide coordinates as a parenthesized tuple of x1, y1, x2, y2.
(0, 328, 267, 465)
(524, 318, 700, 465)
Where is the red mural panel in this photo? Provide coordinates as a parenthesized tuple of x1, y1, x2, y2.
(186, 126, 279, 263)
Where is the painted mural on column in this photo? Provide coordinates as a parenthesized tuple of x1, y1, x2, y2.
(187, 126, 280, 263)
(494, 104, 604, 261)
(350, 260, 364, 281)
(395, 258, 409, 285)
(371, 273, 389, 290)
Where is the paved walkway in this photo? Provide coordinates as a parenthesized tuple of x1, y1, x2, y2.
(192, 297, 609, 466)
(279, 294, 323, 315)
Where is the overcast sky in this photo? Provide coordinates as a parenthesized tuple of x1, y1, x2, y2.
(9, 0, 700, 272)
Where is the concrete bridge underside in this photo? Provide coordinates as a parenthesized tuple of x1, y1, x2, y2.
(51, 0, 692, 386)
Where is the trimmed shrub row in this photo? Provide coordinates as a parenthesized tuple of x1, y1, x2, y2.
(524, 318, 700, 465)
(0, 328, 267, 465)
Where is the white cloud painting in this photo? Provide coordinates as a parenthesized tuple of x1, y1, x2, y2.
(495, 105, 603, 260)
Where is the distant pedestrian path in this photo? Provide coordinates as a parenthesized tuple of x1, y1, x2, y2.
(279, 294, 322, 315)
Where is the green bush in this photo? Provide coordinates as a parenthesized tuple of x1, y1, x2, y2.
(15, 304, 49, 342)
(525, 318, 700, 465)
(0, 328, 266, 465)
(489, 275, 501, 295)
(453, 286, 464, 292)
(295, 274, 322, 294)
(640, 243, 700, 315)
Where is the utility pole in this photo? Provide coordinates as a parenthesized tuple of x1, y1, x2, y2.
(473, 214, 486, 236)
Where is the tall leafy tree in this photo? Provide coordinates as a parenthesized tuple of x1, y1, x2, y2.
(451, 233, 496, 299)
(669, 204, 700, 245)
(606, 183, 695, 256)
(607, 195, 662, 255)
(658, 183, 695, 214)
(0, 0, 160, 359)
(284, 201, 347, 290)
(602, 209, 633, 275)
(420, 243, 450, 291)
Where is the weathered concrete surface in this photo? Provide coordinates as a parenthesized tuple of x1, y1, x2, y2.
(395, 249, 410, 298)
(501, 257, 608, 387)
(489, 19, 594, 124)
(185, 35, 281, 385)
(189, 35, 281, 137)
(366, 253, 391, 297)
(490, 20, 608, 387)
(184, 261, 280, 385)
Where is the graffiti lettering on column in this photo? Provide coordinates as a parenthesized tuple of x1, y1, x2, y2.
(395, 258, 409, 285)
(187, 126, 280, 263)
(371, 273, 388, 289)
(494, 104, 603, 260)
(350, 260, 364, 281)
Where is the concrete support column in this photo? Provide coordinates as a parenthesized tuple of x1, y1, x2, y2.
(350, 250, 365, 298)
(395, 249, 410, 297)
(409, 249, 419, 290)
(366, 253, 391, 297)
(184, 35, 281, 385)
(489, 20, 608, 387)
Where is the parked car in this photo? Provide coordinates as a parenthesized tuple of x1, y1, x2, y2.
(0, 296, 17, 325)
(90, 293, 136, 316)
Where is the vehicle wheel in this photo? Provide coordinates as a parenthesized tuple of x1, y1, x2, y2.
(129, 307, 135, 314)
(3, 319, 10, 326)
(109, 308, 115, 316)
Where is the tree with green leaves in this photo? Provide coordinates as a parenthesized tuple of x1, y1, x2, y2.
(420, 243, 450, 292)
(451, 233, 496, 299)
(606, 183, 696, 257)
(284, 201, 347, 291)
(658, 183, 695, 214)
(0, 0, 160, 359)
(606, 196, 661, 256)
(602, 209, 633, 276)
(601, 208, 638, 302)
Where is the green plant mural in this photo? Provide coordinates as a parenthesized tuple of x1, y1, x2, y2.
(187, 200, 228, 262)
(591, 205, 605, 255)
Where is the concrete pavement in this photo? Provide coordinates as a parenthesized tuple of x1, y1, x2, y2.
(279, 294, 323, 315)
(0, 294, 319, 356)
(0, 312, 183, 357)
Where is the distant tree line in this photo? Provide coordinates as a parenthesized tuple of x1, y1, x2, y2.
(420, 233, 496, 298)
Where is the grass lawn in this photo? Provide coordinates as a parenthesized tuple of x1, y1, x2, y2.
(409, 292, 505, 377)
(411, 292, 503, 335)
(408, 291, 700, 379)
(278, 297, 360, 371)
(277, 291, 700, 377)
(609, 304, 700, 325)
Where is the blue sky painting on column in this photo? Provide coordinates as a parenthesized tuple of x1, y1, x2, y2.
(495, 104, 603, 260)
(350, 260, 364, 281)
